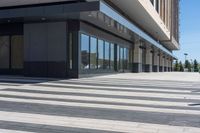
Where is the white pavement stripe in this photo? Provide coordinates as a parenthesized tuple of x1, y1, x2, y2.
(0, 90, 190, 107)
(9, 86, 200, 100)
(65, 78, 193, 85)
(0, 111, 198, 133)
(0, 86, 11, 90)
(0, 97, 199, 115)
(58, 80, 193, 87)
(39, 83, 192, 93)
(0, 129, 36, 133)
(80, 81, 191, 87)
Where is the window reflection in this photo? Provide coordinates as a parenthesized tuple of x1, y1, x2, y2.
(117, 45, 120, 70)
(80, 33, 130, 72)
(11, 35, 23, 69)
(104, 41, 110, 69)
(142, 48, 146, 65)
(81, 34, 90, 69)
(110, 43, 115, 69)
(125, 48, 129, 70)
(124, 48, 128, 70)
(120, 47, 124, 70)
(90, 37, 97, 69)
(0, 36, 10, 69)
(98, 40, 104, 69)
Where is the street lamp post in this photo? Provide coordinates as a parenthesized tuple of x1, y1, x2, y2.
(184, 53, 188, 63)
(184, 53, 188, 72)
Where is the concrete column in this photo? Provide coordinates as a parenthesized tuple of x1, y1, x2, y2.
(132, 41, 142, 73)
(145, 48, 152, 72)
(153, 51, 159, 72)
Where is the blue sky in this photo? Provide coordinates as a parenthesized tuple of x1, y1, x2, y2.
(174, 0, 200, 62)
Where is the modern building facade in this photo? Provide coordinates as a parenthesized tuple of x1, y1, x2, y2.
(0, 0, 180, 78)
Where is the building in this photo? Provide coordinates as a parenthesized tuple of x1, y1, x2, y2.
(0, 0, 180, 78)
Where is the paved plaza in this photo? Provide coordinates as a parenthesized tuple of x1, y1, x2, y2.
(0, 72, 200, 133)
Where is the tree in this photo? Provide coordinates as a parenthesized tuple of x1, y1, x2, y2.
(185, 60, 191, 72)
(179, 61, 184, 72)
(194, 59, 199, 72)
(174, 60, 179, 71)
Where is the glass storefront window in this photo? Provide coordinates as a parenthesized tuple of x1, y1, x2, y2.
(120, 47, 124, 71)
(11, 35, 24, 69)
(80, 33, 131, 72)
(90, 37, 97, 69)
(123, 48, 129, 70)
(0, 36, 10, 69)
(110, 43, 115, 69)
(117, 45, 120, 70)
(104, 41, 110, 69)
(127, 49, 129, 70)
(69, 32, 73, 69)
(81, 34, 90, 69)
(98, 40, 104, 69)
(142, 48, 146, 65)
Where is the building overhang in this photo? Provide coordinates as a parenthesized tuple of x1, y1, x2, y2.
(0, 0, 176, 58)
(162, 37, 180, 50)
(99, 2, 175, 58)
(107, 0, 180, 51)
(0, 0, 78, 7)
(108, 0, 170, 41)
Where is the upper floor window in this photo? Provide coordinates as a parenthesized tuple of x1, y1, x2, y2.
(156, 0, 159, 13)
(150, 0, 154, 5)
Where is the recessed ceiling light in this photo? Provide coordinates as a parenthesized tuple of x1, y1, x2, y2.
(41, 18, 46, 21)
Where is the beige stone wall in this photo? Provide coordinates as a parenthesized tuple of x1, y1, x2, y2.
(149, 0, 179, 44)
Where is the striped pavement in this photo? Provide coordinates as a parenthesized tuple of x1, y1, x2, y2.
(0, 73, 200, 133)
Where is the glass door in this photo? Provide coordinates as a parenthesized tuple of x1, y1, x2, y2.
(11, 35, 24, 70)
(0, 35, 23, 75)
(0, 36, 10, 69)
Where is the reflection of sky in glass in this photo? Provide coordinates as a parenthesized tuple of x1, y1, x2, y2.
(98, 40, 104, 60)
(81, 34, 89, 69)
(124, 48, 127, 60)
(98, 40, 104, 69)
(90, 37, 97, 54)
(110, 43, 115, 69)
(120, 47, 124, 70)
(117, 46, 120, 61)
(90, 37, 97, 69)
(81, 34, 89, 52)
(110, 43, 114, 61)
(120, 47, 124, 59)
(105, 41, 110, 60)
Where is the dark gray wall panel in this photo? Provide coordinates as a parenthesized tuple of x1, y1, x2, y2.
(24, 22, 67, 78)
(24, 22, 66, 62)
(47, 22, 67, 61)
(24, 23, 47, 61)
